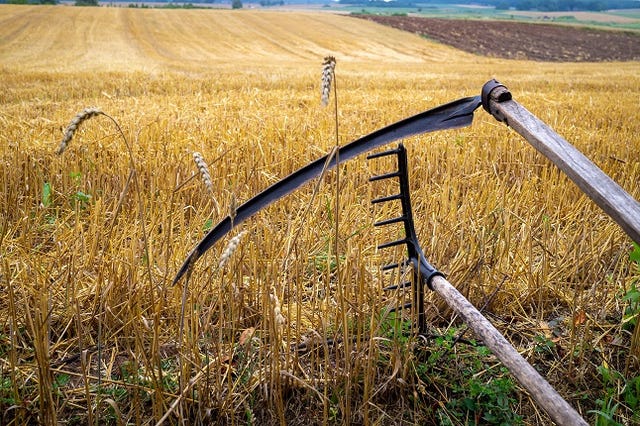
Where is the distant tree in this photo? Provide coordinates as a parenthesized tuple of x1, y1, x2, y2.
(231, 0, 242, 7)
(75, 0, 99, 5)
(516, 0, 533, 9)
(586, 0, 606, 10)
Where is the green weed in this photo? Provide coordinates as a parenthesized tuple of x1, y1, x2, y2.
(622, 244, 640, 331)
(630, 243, 640, 266)
(588, 364, 640, 426)
(0, 376, 16, 406)
(533, 333, 557, 356)
(41, 182, 52, 208)
(417, 328, 523, 426)
(379, 310, 412, 344)
(622, 284, 640, 331)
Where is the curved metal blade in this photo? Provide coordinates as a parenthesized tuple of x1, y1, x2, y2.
(173, 95, 481, 284)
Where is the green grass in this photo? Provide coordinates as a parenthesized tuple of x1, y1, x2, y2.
(608, 9, 640, 19)
(415, 328, 524, 426)
(346, 4, 503, 19)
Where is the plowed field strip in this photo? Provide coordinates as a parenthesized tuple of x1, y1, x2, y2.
(353, 15, 640, 62)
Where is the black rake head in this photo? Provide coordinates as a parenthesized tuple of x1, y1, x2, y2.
(368, 144, 443, 333)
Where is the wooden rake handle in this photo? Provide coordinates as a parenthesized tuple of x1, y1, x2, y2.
(430, 275, 589, 426)
(482, 80, 640, 245)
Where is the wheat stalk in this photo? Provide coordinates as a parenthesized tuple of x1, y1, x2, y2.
(321, 54, 352, 421)
(321, 56, 336, 107)
(56, 107, 102, 155)
(192, 152, 213, 193)
(229, 192, 238, 227)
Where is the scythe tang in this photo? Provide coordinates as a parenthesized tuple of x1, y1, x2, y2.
(173, 95, 482, 284)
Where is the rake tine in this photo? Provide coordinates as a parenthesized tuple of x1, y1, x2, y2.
(366, 147, 402, 159)
(388, 302, 413, 314)
(383, 282, 412, 291)
(381, 259, 411, 271)
(377, 238, 408, 250)
(369, 171, 401, 182)
(371, 194, 402, 204)
(373, 216, 405, 227)
(381, 262, 400, 271)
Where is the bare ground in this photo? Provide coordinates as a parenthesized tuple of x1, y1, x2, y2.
(352, 15, 640, 62)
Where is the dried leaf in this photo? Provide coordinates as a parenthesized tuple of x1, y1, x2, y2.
(573, 310, 587, 326)
(239, 327, 256, 346)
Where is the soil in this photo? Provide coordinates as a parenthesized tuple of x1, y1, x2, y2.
(352, 15, 640, 62)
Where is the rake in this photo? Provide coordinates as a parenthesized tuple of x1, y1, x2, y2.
(174, 80, 640, 426)
(368, 143, 441, 334)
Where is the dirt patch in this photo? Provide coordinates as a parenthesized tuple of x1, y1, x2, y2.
(352, 15, 640, 62)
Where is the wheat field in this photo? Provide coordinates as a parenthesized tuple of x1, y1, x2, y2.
(1, 5, 639, 425)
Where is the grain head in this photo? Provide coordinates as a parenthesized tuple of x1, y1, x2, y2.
(321, 56, 336, 107)
(192, 151, 213, 193)
(56, 107, 102, 155)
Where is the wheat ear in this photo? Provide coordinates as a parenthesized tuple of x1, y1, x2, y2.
(192, 152, 213, 193)
(218, 230, 247, 269)
(321, 56, 336, 107)
(56, 107, 102, 155)
(269, 288, 286, 333)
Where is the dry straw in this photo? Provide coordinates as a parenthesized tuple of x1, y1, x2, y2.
(321, 56, 336, 107)
(229, 192, 238, 225)
(192, 151, 213, 193)
(56, 107, 102, 154)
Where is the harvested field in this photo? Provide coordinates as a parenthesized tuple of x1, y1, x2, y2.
(353, 15, 640, 61)
(0, 6, 472, 72)
(1, 5, 639, 425)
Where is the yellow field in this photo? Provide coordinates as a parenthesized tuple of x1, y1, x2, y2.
(0, 5, 474, 72)
(1, 5, 639, 424)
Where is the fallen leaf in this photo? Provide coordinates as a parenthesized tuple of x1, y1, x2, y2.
(239, 327, 256, 346)
(573, 310, 587, 326)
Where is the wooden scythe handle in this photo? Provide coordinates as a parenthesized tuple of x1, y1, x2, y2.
(482, 80, 640, 245)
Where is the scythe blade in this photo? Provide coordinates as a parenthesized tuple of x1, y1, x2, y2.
(173, 95, 481, 284)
